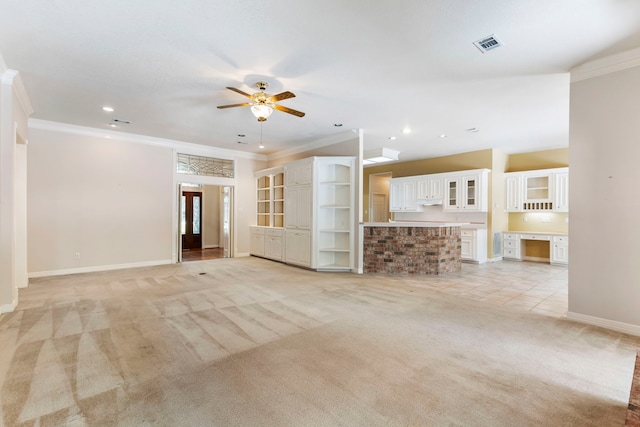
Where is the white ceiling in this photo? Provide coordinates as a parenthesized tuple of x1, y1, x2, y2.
(1, 0, 640, 161)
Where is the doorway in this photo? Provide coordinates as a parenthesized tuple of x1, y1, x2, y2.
(182, 191, 202, 250)
(178, 184, 233, 262)
(368, 172, 392, 222)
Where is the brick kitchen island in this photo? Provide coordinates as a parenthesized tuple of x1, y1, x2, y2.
(362, 222, 467, 275)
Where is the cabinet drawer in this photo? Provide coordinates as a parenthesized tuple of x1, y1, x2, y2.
(520, 234, 550, 241)
(503, 233, 519, 240)
(266, 228, 284, 237)
(503, 248, 521, 259)
(503, 239, 519, 249)
(553, 235, 568, 244)
(250, 226, 266, 235)
(461, 229, 475, 237)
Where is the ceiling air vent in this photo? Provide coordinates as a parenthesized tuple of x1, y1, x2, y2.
(473, 34, 503, 53)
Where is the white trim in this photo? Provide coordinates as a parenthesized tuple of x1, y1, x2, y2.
(11, 72, 33, 116)
(567, 312, 640, 337)
(570, 47, 640, 82)
(28, 259, 174, 278)
(235, 252, 250, 258)
(488, 256, 503, 263)
(0, 52, 7, 75)
(267, 130, 359, 161)
(203, 245, 220, 249)
(0, 298, 18, 313)
(29, 119, 267, 161)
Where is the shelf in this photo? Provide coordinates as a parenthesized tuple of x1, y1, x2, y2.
(320, 181, 350, 186)
(319, 248, 350, 252)
(319, 205, 350, 209)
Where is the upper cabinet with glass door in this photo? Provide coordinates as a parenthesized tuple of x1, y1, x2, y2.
(443, 169, 489, 212)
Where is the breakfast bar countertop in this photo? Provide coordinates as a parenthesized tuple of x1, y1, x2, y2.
(362, 222, 470, 227)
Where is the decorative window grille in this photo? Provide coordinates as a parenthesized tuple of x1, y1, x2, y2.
(176, 153, 234, 178)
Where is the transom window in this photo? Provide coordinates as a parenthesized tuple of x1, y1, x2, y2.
(176, 153, 234, 178)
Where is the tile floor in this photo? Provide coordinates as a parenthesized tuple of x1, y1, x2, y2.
(380, 260, 568, 318)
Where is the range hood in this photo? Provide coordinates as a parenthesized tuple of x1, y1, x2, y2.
(418, 198, 443, 205)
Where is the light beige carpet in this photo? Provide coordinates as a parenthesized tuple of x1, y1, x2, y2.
(0, 257, 638, 426)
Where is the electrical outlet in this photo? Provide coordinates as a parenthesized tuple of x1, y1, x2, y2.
(541, 216, 550, 223)
(75, 252, 80, 260)
(523, 215, 528, 222)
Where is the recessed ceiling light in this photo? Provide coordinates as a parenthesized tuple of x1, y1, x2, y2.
(334, 123, 343, 127)
(258, 144, 265, 149)
(439, 134, 447, 138)
(402, 128, 412, 134)
(102, 106, 114, 112)
(388, 136, 396, 140)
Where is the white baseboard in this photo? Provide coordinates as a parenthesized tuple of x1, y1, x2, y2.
(567, 312, 640, 337)
(0, 298, 18, 313)
(203, 245, 220, 249)
(235, 252, 250, 258)
(28, 259, 174, 279)
(488, 256, 503, 263)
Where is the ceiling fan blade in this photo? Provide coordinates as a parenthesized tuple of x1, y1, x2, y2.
(226, 87, 252, 98)
(273, 104, 305, 117)
(217, 103, 251, 109)
(268, 91, 296, 102)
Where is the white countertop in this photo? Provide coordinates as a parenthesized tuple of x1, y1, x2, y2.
(362, 222, 470, 227)
(506, 230, 568, 236)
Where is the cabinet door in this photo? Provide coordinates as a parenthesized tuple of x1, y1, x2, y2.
(265, 235, 283, 261)
(460, 237, 474, 260)
(285, 186, 311, 229)
(443, 178, 459, 210)
(554, 172, 569, 212)
(250, 231, 265, 257)
(285, 161, 313, 186)
(285, 230, 311, 266)
(389, 181, 405, 211)
(403, 180, 418, 210)
(506, 175, 523, 212)
(462, 175, 479, 210)
(428, 176, 444, 200)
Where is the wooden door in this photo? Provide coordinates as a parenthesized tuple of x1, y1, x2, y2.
(182, 191, 202, 250)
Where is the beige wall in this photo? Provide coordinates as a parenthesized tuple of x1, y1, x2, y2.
(569, 65, 640, 329)
(507, 148, 568, 172)
(267, 138, 360, 167)
(202, 185, 220, 248)
(27, 128, 175, 274)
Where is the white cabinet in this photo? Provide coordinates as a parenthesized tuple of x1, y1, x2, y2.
(389, 177, 420, 212)
(505, 175, 524, 212)
(283, 156, 355, 271)
(264, 228, 284, 261)
(505, 168, 568, 212)
(502, 232, 522, 260)
(460, 228, 488, 263)
(255, 167, 284, 227)
(554, 171, 569, 212)
(315, 157, 355, 271)
(285, 229, 311, 267)
(285, 159, 312, 186)
(503, 232, 568, 265)
(284, 186, 311, 229)
(551, 235, 569, 265)
(417, 174, 444, 201)
(250, 227, 284, 261)
(249, 226, 265, 257)
(443, 170, 489, 212)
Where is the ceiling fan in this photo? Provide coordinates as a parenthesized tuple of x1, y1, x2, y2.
(217, 81, 305, 122)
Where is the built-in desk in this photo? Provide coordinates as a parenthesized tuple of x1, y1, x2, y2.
(503, 231, 568, 265)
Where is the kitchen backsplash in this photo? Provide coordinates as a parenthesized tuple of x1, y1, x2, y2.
(393, 205, 487, 225)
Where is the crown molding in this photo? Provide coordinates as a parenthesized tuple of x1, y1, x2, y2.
(28, 119, 267, 161)
(267, 129, 360, 161)
(0, 53, 7, 75)
(571, 47, 640, 83)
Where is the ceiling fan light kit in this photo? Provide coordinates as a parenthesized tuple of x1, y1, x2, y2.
(218, 81, 305, 122)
